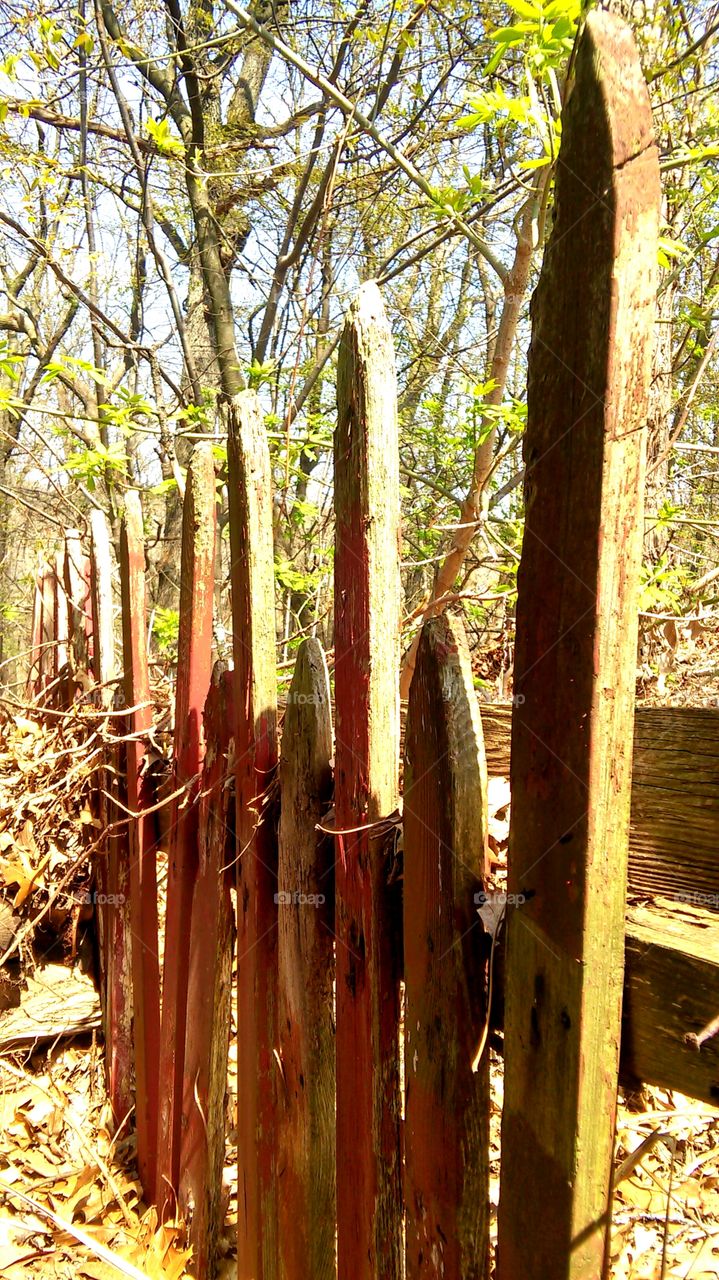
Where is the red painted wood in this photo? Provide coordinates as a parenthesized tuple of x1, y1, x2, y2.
(334, 283, 402, 1280)
(119, 490, 161, 1203)
(227, 391, 279, 1280)
(179, 663, 235, 1278)
(158, 442, 216, 1216)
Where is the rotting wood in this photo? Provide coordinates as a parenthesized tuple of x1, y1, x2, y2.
(64, 527, 91, 673)
(119, 490, 161, 1203)
(277, 638, 335, 1280)
(228, 390, 279, 1280)
(89, 510, 115, 701)
(157, 442, 216, 1217)
(496, 13, 661, 1280)
(179, 663, 235, 1279)
(622, 898, 719, 1107)
(404, 613, 490, 1280)
(480, 703, 719, 905)
(334, 281, 403, 1280)
(88, 509, 130, 1128)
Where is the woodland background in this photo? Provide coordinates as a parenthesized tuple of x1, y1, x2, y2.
(0, 0, 716, 693)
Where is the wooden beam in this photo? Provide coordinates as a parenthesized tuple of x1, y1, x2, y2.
(277, 638, 335, 1280)
(334, 281, 403, 1280)
(497, 13, 661, 1280)
(622, 899, 719, 1105)
(180, 663, 235, 1278)
(404, 614, 490, 1280)
(119, 490, 161, 1203)
(228, 391, 279, 1280)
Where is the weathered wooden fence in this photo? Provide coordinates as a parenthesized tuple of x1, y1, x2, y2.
(22, 13, 719, 1280)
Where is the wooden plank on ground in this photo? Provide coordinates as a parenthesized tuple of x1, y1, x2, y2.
(180, 662, 235, 1278)
(277, 638, 335, 1280)
(404, 613, 490, 1280)
(480, 704, 719, 904)
(622, 898, 719, 1106)
(334, 281, 403, 1280)
(228, 390, 279, 1280)
(497, 13, 661, 1280)
(119, 490, 161, 1203)
(158, 441, 216, 1215)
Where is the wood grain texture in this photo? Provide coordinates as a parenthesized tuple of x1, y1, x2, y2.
(623, 898, 719, 1105)
(158, 441, 216, 1215)
(88, 510, 129, 1128)
(228, 391, 279, 1280)
(119, 490, 160, 1203)
(404, 614, 489, 1280)
(497, 13, 661, 1280)
(89, 510, 115, 698)
(180, 663, 235, 1279)
(334, 282, 403, 1280)
(277, 639, 336, 1280)
(481, 703, 719, 903)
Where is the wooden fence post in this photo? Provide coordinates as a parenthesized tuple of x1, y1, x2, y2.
(179, 661, 235, 1279)
(65, 527, 91, 673)
(277, 638, 335, 1280)
(26, 569, 45, 698)
(54, 550, 69, 682)
(496, 14, 660, 1280)
(403, 613, 489, 1280)
(334, 281, 402, 1280)
(158, 442, 216, 1216)
(89, 510, 115, 700)
(89, 509, 133, 1130)
(228, 391, 279, 1280)
(119, 491, 161, 1203)
(39, 564, 55, 696)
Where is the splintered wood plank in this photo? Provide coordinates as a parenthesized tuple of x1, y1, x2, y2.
(228, 391, 279, 1280)
(158, 442, 216, 1216)
(334, 281, 402, 1280)
(180, 663, 235, 1279)
(277, 639, 335, 1280)
(404, 613, 490, 1280)
(623, 898, 719, 1106)
(497, 14, 661, 1280)
(119, 490, 160, 1203)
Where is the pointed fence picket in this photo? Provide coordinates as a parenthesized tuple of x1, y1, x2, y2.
(20, 30, 682, 1273)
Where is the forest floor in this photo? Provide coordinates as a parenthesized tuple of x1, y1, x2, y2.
(0, 616, 718, 1278)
